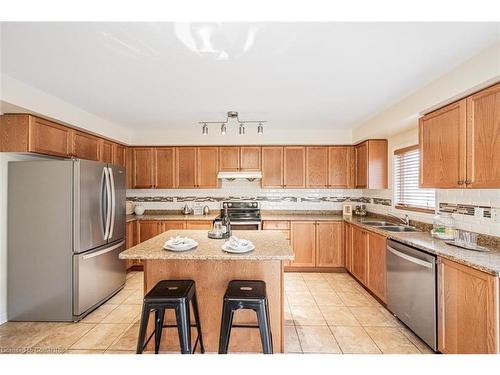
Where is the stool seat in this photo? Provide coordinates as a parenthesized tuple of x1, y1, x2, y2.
(145, 280, 194, 302)
(224, 280, 266, 301)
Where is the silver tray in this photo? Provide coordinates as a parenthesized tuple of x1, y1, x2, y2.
(444, 240, 490, 252)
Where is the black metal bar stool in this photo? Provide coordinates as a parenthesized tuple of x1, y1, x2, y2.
(218, 280, 273, 354)
(136, 280, 204, 354)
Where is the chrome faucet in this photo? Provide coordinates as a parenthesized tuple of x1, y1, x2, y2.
(387, 213, 410, 226)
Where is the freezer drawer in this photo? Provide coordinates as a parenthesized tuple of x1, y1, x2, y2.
(73, 241, 126, 316)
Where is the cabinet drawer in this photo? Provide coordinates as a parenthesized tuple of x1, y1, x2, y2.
(263, 220, 290, 230)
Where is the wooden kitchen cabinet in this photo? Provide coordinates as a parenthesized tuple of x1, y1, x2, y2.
(125, 147, 134, 188)
(176, 147, 197, 188)
(125, 221, 141, 269)
(315, 222, 344, 267)
(344, 222, 353, 272)
(30, 116, 71, 157)
(284, 146, 306, 188)
(133, 148, 155, 188)
(262, 146, 284, 188)
(351, 225, 368, 284)
(466, 83, 500, 188)
(329, 146, 354, 188)
(137, 220, 163, 243)
(419, 99, 467, 188)
(155, 147, 175, 188)
(438, 257, 499, 354)
(113, 143, 126, 167)
(290, 221, 316, 267)
(354, 140, 387, 189)
(185, 220, 213, 230)
(162, 221, 186, 231)
(71, 130, 100, 161)
(197, 147, 219, 188)
(366, 231, 387, 302)
(240, 146, 261, 171)
(100, 139, 114, 163)
(306, 146, 329, 188)
(219, 147, 240, 171)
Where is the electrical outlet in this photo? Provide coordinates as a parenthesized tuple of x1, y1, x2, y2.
(474, 207, 484, 219)
(491, 208, 500, 223)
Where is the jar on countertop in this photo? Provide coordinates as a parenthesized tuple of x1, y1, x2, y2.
(431, 212, 456, 240)
(134, 204, 145, 216)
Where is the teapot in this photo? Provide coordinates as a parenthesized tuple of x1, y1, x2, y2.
(181, 204, 192, 215)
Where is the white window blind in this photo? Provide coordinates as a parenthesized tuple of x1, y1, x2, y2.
(394, 146, 435, 212)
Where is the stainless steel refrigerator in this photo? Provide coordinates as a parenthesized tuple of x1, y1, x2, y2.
(8, 159, 126, 321)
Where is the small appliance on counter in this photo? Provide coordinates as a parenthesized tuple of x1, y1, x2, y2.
(134, 204, 145, 216)
(181, 203, 192, 215)
(203, 205, 210, 215)
(126, 201, 135, 215)
(193, 203, 203, 215)
(353, 204, 367, 216)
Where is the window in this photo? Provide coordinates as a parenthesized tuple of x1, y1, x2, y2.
(394, 145, 435, 213)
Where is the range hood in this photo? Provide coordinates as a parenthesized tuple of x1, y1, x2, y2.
(217, 171, 262, 181)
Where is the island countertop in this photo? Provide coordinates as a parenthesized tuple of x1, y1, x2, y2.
(119, 230, 294, 261)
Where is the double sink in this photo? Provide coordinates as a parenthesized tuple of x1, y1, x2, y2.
(359, 220, 420, 232)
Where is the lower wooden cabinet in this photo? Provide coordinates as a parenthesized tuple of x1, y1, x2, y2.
(185, 220, 213, 230)
(351, 225, 368, 284)
(137, 220, 163, 243)
(344, 223, 353, 272)
(438, 257, 499, 354)
(125, 221, 141, 269)
(366, 231, 387, 302)
(288, 221, 344, 269)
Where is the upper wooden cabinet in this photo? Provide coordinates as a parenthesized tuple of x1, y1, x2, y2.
(262, 146, 284, 188)
(71, 130, 100, 161)
(420, 83, 500, 188)
(155, 147, 175, 188)
(240, 146, 261, 171)
(329, 146, 354, 188)
(419, 99, 467, 188)
(125, 147, 134, 189)
(112, 143, 126, 167)
(100, 139, 114, 163)
(176, 147, 197, 188)
(306, 146, 329, 188)
(354, 140, 388, 189)
(29, 117, 72, 157)
(284, 146, 306, 188)
(466, 83, 500, 188)
(438, 257, 499, 354)
(133, 148, 155, 188)
(219, 146, 240, 171)
(197, 147, 219, 188)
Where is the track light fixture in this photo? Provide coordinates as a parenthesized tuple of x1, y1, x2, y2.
(199, 111, 267, 135)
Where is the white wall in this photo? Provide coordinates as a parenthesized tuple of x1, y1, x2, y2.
(0, 152, 51, 324)
(352, 42, 500, 142)
(1, 74, 134, 144)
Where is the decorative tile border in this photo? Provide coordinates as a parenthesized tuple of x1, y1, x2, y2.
(439, 202, 491, 218)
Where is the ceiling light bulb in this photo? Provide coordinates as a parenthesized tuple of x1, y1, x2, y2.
(221, 123, 226, 135)
(202, 123, 208, 135)
(239, 123, 245, 135)
(257, 123, 263, 135)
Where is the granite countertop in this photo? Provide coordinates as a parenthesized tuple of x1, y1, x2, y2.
(119, 230, 294, 261)
(126, 213, 219, 222)
(345, 217, 500, 276)
(262, 213, 344, 221)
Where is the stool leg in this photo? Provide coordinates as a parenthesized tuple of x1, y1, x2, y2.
(154, 309, 165, 354)
(136, 302, 150, 354)
(218, 302, 234, 354)
(175, 301, 192, 354)
(256, 302, 273, 354)
(191, 292, 205, 353)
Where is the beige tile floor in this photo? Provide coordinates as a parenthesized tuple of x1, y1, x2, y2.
(0, 271, 433, 354)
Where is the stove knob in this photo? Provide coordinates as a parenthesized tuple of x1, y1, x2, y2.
(228, 203, 232, 207)
(252, 202, 257, 207)
(223, 203, 227, 208)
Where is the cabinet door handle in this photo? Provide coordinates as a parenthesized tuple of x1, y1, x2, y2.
(457, 180, 464, 185)
(465, 179, 472, 185)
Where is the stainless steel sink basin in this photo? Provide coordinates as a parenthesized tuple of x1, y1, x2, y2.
(378, 225, 420, 232)
(359, 220, 393, 226)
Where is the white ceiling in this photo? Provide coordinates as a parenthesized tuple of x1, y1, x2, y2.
(1, 22, 499, 143)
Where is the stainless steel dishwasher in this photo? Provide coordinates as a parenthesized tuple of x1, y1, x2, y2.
(386, 239, 437, 351)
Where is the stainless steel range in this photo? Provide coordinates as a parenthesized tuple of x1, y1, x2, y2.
(214, 201, 262, 230)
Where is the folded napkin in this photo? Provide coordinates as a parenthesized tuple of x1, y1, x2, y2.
(167, 236, 193, 246)
(227, 236, 253, 249)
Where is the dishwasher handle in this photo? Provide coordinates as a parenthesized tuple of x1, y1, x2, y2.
(387, 246, 434, 269)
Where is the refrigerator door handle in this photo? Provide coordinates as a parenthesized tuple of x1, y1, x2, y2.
(103, 167, 112, 240)
(82, 241, 125, 260)
(107, 167, 116, 240)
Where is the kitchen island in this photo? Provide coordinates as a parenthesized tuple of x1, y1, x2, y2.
(119, 230, 294, 353)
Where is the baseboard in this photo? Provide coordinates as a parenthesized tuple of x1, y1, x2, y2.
(0, 310, 7, 325)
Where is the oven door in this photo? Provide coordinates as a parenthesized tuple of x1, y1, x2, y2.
(230, 221, 262, 230)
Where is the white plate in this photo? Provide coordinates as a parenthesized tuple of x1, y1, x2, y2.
(163, 240, 198, 252)
(222, 243, 255, 253)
